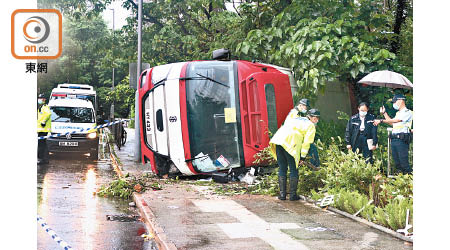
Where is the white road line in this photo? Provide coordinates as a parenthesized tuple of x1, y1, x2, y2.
(192, 199, 309, 250)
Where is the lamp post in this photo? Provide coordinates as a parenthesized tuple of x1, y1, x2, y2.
(110, 8, 115, 120)
(134, 0, 142, 162)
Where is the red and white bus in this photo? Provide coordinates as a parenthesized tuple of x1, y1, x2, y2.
(138, 58, 297, 176)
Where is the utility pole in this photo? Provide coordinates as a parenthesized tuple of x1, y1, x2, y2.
(134, 0, 142, 162)
(110, 8, 115, 121)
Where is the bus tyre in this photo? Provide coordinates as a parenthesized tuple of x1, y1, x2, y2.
(155, 155, 170, 177)
(89, 149, 98, 160)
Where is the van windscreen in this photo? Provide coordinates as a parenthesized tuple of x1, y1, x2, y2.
(50, 107, 94, 123)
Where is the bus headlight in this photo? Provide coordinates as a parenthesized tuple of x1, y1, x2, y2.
(87, 132, 97, 139)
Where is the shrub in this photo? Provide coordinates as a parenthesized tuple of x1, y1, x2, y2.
(315, 116, 347, 146)
(249, 114, 414, 232)
(129, 103, 135, 129)
(317, 137, 381, 196)
(333, 189, 375, 221)
(253, 145, 276, 165)
(375, 173, 413, 207)
(374, 197, 413, 231)
(297, 165, 326, 195)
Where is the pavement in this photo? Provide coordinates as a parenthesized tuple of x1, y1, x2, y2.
(111, 128, 413, 250)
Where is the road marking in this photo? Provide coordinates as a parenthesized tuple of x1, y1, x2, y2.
(191, 199, 309, 250)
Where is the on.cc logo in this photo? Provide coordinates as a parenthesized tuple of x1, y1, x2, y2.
(11, 9, 62, 59)
(23, 16, 50, 44)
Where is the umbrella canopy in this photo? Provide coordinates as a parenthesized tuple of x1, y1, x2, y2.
(357, 70, 413, 89)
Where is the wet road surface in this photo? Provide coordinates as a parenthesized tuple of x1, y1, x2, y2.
(37, 152, 154, 250)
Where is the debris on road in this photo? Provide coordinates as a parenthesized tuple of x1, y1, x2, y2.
(106, 214, 140, 222)
(134, 184, 143, 193)
(141, 233, 154, 241)
(212, 172, 229, 183)
(239, 172, 258, 185)
(316, 195, 335, 207)
(98, 177, 147, 199)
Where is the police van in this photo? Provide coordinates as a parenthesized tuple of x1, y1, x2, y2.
(50, 83, 98, 111)
(47, 98, 99, 160)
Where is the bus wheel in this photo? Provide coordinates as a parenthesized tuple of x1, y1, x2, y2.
(154, 155, 170, 177)
(168, 162, 181, 176)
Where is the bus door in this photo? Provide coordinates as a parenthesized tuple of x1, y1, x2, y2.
(240, 72, 292, 166)
(145, 83, 169, 157)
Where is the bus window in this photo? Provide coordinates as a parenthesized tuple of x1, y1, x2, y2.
(156, 109, 164, 132)
(265, 84, 277, 135)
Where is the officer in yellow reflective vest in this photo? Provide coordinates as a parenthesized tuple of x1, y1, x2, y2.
(37, 94, 51, 164)
(287, 98, 309, 119)
(284, 98, 320, 168)
(269, 109, 320, 201)
(374, 94, 413, 174)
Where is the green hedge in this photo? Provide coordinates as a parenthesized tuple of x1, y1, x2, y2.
(252, 120, 413, 233)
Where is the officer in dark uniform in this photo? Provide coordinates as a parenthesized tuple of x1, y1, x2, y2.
(374, 94, 413, 174)
(345, 102, 378, 164)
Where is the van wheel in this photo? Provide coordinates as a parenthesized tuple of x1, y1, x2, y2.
(89, 149, 98, 160)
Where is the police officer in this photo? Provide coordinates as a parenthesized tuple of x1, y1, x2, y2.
(37, 94, 51, 164)
(284, 98, 310, 122)
(345, 102, 378, 163)
(374, 94, 413, 174)
(284, 98, 320, 168)
(269, 109, 320, 201)
(296, 98, 309, 116)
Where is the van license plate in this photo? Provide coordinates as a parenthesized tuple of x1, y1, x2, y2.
(59, 142, 78, 146)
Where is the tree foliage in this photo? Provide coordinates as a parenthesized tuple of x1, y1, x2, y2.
(235, 0, 412, 101)
(38, 0, 413, 118)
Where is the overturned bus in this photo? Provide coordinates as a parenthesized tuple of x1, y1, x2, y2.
(138, 58, 301, 176)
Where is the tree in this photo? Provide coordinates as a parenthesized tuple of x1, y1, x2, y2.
(38, 14, 121, 120)
(234, 0, 412, 105)
(38, 0, 412, 115)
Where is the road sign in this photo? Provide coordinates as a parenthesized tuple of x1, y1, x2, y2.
(129, 62, 150, 89)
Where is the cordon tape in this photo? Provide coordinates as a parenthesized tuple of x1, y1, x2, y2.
(37, 215, 73, 250)
(38, 119, 130, 140)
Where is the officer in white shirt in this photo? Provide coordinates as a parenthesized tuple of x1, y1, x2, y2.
(374, 94, 413, 174)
